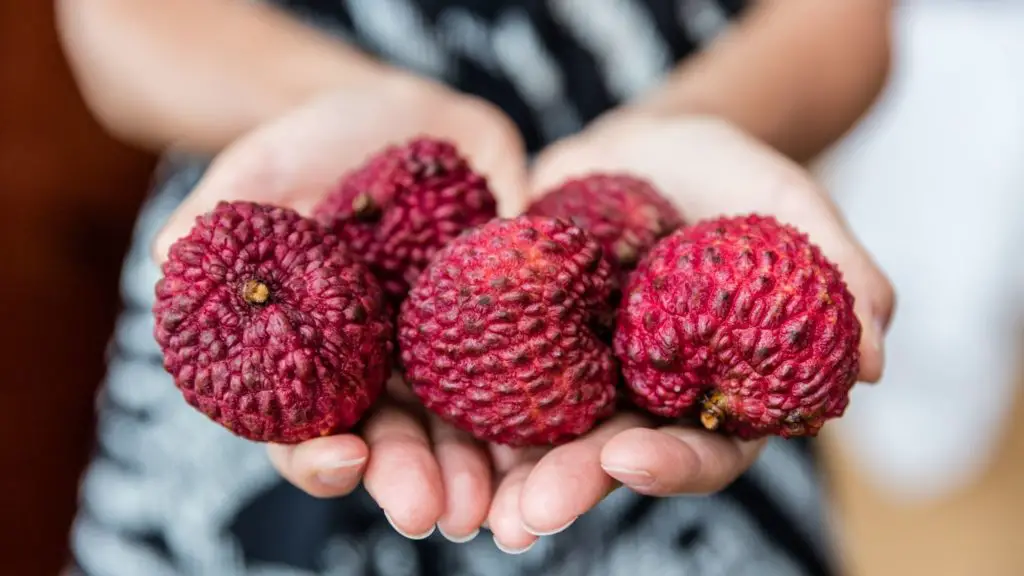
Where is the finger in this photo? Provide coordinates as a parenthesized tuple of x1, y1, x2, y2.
(266, 435, 368, 498)
(362, 404, 444, 539)
(519, 413, 647, 536)
(430, 416, 492, 543)
(601, 427, 766, 495)
(487, 460, 540, 554)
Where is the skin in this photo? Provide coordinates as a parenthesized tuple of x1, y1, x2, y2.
(61, 0, 896, 554)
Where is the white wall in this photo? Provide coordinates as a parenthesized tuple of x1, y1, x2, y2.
(813, 2, 1024, 501)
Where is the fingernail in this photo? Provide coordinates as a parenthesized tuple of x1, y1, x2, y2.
(522, 516, 576, 537)
(383, 510, 436, 540)
(602, 466, 655, 488)
(437, 524, 480, 543)
(314, 456, 366, 486)
(493, 535, 536, 555)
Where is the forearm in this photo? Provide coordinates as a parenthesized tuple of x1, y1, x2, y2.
(635, 0, 894, 162)
(56, 0, 389, 154)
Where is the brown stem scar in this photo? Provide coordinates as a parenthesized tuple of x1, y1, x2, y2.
(700, 391, 728, 431)
(613, 240, 639, 266)
(351, 193, 380, 221)
(242, 279, 270, 305)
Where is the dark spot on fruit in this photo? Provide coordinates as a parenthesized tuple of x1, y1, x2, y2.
(520, 317, 544, 333)
(518, 227, 539, 241)
(549, 288, 567, 303)
(476, 295, 493, 307)
(703, 246, 722, 264)
(642, 311, 658, 331)
(463, 318, 484, 334)
(648, 348, 675, 370)
(538, 240, 560, 253)
(713, 289, 732, 315)
(753, 346, 772, 362)
(786, 322, 809, 348)
(347, 304, 367, 323)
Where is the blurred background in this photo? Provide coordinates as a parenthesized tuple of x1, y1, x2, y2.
(3, 1, 1024, 575)
(0, 2, 157, 575)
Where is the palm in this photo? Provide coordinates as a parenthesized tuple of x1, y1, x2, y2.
(154, 89, 891, 553)
(153, 78, 529, 261)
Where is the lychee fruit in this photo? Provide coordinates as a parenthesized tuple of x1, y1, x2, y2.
(614, 214, 861, 439)
(153, 200, 394, 443)
(526, 173, 684, 276)
(397, 216, 619, 446)
(312, 136, 498, 302)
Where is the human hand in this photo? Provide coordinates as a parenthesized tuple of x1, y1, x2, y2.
(151, 71, 531, 543)
(478, 111, 896, 552)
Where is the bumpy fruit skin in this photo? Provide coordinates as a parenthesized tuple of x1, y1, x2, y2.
(614, 214, 861, 439)
(312, 136, 498, 301)
(153, 201, 393, 443)
(398, 216, 618, 446)
(526, 173, 684, 275)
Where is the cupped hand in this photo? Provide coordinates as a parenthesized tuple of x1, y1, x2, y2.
(481, 110, 896, 552)
(151, 72, 530, 543)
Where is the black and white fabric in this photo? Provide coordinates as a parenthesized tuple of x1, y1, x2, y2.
(68, 1, 840, 574)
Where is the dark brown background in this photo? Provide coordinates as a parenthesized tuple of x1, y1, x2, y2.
(0, 2, 156, 574)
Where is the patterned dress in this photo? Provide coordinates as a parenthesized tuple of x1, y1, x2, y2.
(68, 1, 839, 574)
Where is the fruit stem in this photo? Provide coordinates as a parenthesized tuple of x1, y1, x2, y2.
(700, 391, 728, 431)
(612, 240, 639, 267)
(351, 193, 381, 221)
(242, 279, 270, 305)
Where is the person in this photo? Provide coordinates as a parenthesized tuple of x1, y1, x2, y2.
(57, 0, 896, 574)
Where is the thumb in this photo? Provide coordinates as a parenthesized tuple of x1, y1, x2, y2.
(743, 179, 896, 383)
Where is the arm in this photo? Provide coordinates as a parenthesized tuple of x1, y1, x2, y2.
(635, 0, 894, 162)
(56, 0, 392, 154)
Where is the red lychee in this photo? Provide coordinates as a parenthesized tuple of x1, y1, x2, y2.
(153, 200, 393, 443)
(397, 216, 618, 446)
(312, 136, 498, 302)
(614, 214, 861, 439)
(526, 173, 684, 275)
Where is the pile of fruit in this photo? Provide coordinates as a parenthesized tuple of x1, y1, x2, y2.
(152, 137, 861, 447)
